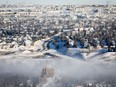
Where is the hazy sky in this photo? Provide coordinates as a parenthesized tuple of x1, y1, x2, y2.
(0, 0, 115, 5)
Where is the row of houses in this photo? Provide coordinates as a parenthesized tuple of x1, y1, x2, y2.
(0, 4, 116, 17)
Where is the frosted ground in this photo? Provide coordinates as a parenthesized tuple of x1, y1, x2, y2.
(0, 48, 116, 87)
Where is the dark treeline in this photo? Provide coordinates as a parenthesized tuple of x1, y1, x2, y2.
(0, 74, 39, 87)
(0, 73, 116, 87)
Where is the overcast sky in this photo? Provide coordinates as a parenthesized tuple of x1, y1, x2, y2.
(0, 0, 115, 5)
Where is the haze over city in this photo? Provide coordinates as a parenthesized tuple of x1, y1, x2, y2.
(0, 0, 116, 5)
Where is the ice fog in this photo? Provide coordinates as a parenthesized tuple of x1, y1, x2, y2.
(0, 50, 116, 81)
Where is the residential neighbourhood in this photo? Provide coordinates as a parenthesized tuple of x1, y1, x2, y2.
(0, 3, 116, 87)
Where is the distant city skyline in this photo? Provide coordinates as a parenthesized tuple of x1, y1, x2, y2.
(0, 0, 116, 5)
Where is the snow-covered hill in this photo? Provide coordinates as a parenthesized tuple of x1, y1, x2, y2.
(0, 48, 116, 87)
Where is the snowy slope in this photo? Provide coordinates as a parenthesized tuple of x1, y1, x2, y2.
(0, 48, 116, 87)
